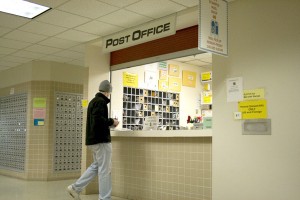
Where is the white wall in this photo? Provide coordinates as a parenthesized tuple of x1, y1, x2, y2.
(111, 60, 211, 127)
(213, 0, 300, 200)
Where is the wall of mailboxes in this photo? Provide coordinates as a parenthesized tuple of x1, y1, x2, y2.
(0, 89, 83, 178)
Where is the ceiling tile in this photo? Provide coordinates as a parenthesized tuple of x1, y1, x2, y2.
(53, 50, 84, 60)
(39, 37, 79, 49)
(0, 60, 20, 67)
(55, 30, 99, 42)
(75, 20, 123, 36)
(1, 55, 33, 63)
(12, 50, 46, 59)
(27, 0, 69, 8)
(58, 0, 119, 19)
(0, 13, 30, 29)
(40, 55, 74, 63)
(99, 0, 140, 8)
(66, 59, 85, 67)
(126, 0, 186, 18)
(195, 53, 212, 62)
(0, 26, 12, 36)
(171, 0, 198, 7)
(174, 55, 195, 62)
(18, 21, 67, 36)
(67, 44, 86, 53)
(4, 30, 47, 43)
(97, 9, 152, 28)
(25, 44, 62, 54)
(0, 38, 32, 49)
(35, 10, 90, 28)
(0, 47, 17, 55)
(186, 60, 211, 66)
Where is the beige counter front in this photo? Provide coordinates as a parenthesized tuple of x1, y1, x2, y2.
(110, 129, 212, 200)
(111, 129, 212, 137)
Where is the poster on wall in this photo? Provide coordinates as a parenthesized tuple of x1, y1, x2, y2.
(159, 70, 168, 80)
(201, 91, 212, 104)
(201, 71, 212, 82)
(145, 71, 158, 90)
(168, 64, 180, 77)
(168, 77, 181, 92)
(182, 70, 196, 87)
(33, 98, 46, 126)
(158, 80, 168, 91)
(226, 77, 243, 102)
(123, 72, 138, 87)
(243, 88, 265, 101)
(238, 100, 267, 119)
(199, 0, 228, 56)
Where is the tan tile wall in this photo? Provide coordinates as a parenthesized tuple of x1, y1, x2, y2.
(0, 81, 84, 180)
(110, 137, 212, 200)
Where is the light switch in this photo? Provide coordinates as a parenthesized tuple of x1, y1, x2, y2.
(234, 112, 242, 120)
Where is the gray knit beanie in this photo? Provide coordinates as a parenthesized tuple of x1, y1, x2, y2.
(99, 80, 112, 92)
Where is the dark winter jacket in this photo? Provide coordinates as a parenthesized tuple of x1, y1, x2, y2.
(85, 92, 114, 145)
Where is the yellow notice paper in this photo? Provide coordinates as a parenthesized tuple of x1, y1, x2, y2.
(168, 77, 181, 92)
(158, 80, 168, 91)
(168, 64, 180, 77)
(182, 70, 196, 87)
(201, 71, 212, 82)
(33, 98, 46, 108)
(238, 100, 267, 119)
(244, 88, 265, 100)
(82, 99, 88, 108)
(123, 72, 138, 87)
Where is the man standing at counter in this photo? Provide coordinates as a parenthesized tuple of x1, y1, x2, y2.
(67, 80, 119, 200)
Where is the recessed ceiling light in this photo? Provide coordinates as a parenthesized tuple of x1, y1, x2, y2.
(0, 0, 51, 19)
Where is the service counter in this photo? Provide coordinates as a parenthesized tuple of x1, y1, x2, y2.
(111, 129, 212, 137)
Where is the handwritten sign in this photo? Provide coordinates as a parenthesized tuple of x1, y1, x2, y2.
(244, 88, 265, 100)
(238, 100, 267, 119)
(123, 72, 138, 87)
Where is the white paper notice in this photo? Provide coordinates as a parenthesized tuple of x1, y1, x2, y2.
(226, 77, 243, 102)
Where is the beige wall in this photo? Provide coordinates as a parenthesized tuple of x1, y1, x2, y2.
(0, 61, 86, 88)
(213, 0, 300, 200)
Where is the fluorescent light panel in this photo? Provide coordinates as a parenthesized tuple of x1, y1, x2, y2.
(0, 0, 50, 19)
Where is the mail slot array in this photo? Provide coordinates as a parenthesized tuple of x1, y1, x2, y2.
(122, 87, 180, 131)
(54, 93, 83, 172)
(0, 93, 27, 171)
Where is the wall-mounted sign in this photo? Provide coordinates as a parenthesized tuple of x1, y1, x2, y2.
(168, 77, 181, 92)
(168, 64, 180, 77)
(182, 70, 196, 87)
(243, 88, 265, 100)
(103, 14, 176, 53)
(33, 98, 46, 108)
(226, 77, 243, 102)
(123, 72, 138, 88)
(238, 100, 267, 119)
(201, 71, 212, 82)
(199, 0, 228, 56)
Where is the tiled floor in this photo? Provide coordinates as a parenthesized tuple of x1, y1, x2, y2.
(0, 175, 126, 200)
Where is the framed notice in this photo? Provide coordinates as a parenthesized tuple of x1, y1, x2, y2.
(182, 70, 196, 87)
(168, 77, 181, 92)
(158, 80, 168, 91)
(168, 64, 180, 77)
